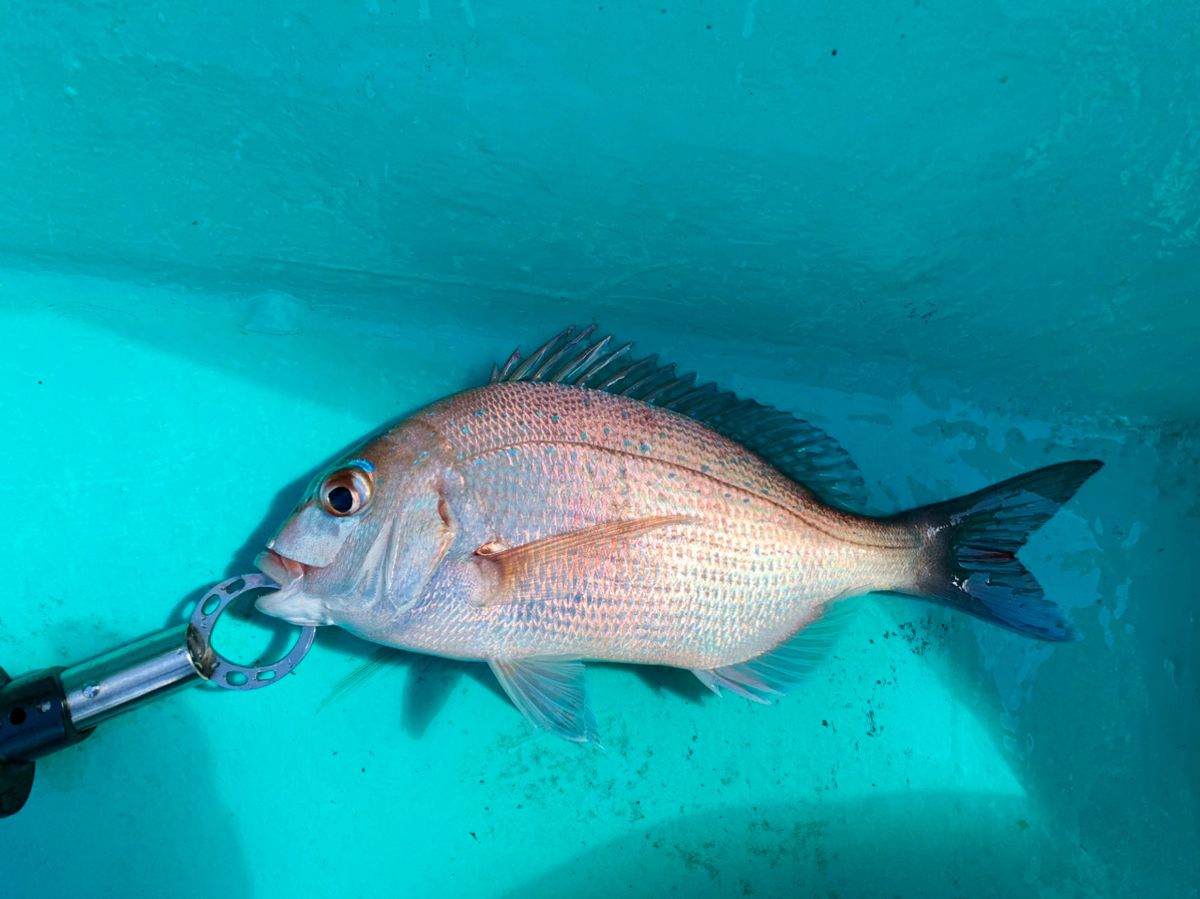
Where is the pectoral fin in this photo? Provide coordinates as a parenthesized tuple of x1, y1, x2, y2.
(473, 515, 691, 606)
(488, 657, 600, 744)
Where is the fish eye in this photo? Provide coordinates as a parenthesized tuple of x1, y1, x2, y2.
(318, 466, 374, 517)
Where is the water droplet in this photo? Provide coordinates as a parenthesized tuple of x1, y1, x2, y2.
(82, 682, 101, 699)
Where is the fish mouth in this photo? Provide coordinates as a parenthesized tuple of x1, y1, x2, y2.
(255, 548, 306, 588)
(253, 549, 330, 626)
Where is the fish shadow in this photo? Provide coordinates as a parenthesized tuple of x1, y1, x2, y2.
(626, 664, 711, 704)
(313, 627, 510, 738)
(313, 629, 713, 737)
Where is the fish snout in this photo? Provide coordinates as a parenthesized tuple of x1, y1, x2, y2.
(253, 550, 332, 626)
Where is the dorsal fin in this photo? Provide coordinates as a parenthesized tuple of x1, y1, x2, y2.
(490, 326, 867, 509)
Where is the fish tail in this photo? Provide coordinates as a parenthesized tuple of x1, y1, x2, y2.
(898, 460, 1103, 641)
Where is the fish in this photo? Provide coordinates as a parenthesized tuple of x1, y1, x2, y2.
(254, 326, 1102, 743)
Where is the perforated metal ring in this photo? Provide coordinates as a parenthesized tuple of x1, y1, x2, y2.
(189, 573, 317, 691)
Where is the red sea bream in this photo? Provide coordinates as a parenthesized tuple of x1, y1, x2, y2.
(255, 327, 1102, 742)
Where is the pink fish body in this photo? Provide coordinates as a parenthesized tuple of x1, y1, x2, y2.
(256, 327, 1101, 741)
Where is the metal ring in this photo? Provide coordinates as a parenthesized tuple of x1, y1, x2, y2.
(189, 574, 317, 691)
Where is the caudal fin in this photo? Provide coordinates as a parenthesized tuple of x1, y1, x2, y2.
(900, 460, 1103, 641)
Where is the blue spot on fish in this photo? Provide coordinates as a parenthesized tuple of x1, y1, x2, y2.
(551, 414, 560, 423)
(580, 431, 589, 441)
(413, 451, 429, 465)
(639, 442, 650, 453)
(474, 409, 487, 417)
(461, 426, 470, 435)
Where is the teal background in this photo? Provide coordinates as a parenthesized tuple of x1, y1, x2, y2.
(1, 3, 1197, 897)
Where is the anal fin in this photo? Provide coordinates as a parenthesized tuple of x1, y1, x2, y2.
(692, 599, 855, 703)
(488, 657, 600, 744)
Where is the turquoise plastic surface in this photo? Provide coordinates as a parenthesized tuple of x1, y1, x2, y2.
(1, 3, 1196, 897)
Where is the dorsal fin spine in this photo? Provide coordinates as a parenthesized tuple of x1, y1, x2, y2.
(644, 372, 696, 405)
(574, 342, 631, 386)
(598, 355, 656, 391)
(559, 336, 613, 384)
(492, 350, 522, 382)
(622, 361, 674, 397)
(534, 325, 596, 381)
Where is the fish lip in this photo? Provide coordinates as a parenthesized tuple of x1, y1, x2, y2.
(253, 549, 329, 625)
(254, 587, 327, 627)
(255, 548, 306, 589)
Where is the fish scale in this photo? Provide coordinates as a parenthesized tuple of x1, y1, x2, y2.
(401, 381, 917, 667)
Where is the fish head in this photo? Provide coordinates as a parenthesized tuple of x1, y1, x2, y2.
(254, 421, 453, 639)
